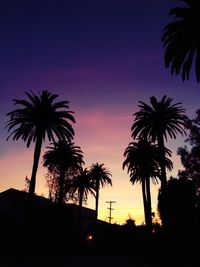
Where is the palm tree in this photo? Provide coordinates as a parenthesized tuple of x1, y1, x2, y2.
(162, 0, 200, 82)
(6, 90, 75, 195)
(69, 168, 95, 227)
(131, 95, 187, 191)
(43, 140, 84, 204)
(123, 138, 173, 231)
(90, 163, 112, 221)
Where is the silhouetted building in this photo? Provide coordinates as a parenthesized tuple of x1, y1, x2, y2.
(0, 188, 96, 246)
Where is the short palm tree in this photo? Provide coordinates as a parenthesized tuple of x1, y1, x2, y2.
(43, 140, 84, 204)
(90, 162, 112, 221)
(131, 95, 187, 191)
(69, 168, 95, 226)
(162, 0, 200, 82)
(123, 138, 172, 231)
(6, 90, 75, 195)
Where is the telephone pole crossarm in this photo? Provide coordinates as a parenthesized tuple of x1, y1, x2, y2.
(106, 201, 116, 224)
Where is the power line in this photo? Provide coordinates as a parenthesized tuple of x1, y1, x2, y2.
(106, 201, 116, 224)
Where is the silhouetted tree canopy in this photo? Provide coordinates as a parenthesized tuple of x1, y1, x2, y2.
(123, 138, 172, 232)
(43, 140, 84, 204)
(6, 90, 75, 195)
(162, 0, 200, 82)
(177, 110, 200, 194)
(90, 162, 112, 221)
(158, 177, 196, 233)
(132, 95, 187, 191)
(69, 168, 95, 227)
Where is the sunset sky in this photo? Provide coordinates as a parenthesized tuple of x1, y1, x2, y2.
(1, 0, 200, 225)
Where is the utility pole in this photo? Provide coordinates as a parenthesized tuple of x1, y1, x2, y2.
(106, 201, 116, 224)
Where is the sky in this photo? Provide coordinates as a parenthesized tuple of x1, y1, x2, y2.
(1, 0, 200, 225)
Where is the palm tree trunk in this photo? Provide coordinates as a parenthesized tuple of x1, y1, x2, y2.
(78, 188, 83, 231)
(29, 135, 43, 195)
(157, 134, 167, 192)
(141, 179, 148, 228)
(146, 177, 152, 233)
(157, 134, 168, 228)
(95, 180, 99, 222)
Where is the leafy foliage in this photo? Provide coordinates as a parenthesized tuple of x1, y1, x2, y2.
(123, 138, 172, 184)
(177, 109, 200, 195)
(131, 95, 187, 191)
(90, 163, 112, 189)
(43, 140, 84, 203)
(6, 90, 75, 146)
(123, 138, 172, 231)
(158, 177, 196, 232)
(162, 0, 200, 82)
(68, 168, 95, 203)
(6, 90, 75, 194)
(132, 95, 187, 142)
(90, 162, 112, 220)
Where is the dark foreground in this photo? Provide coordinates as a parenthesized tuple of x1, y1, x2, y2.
(0, 223, 199, 267)
(0, 241, 198, 267)
(0, 252, 198, 267)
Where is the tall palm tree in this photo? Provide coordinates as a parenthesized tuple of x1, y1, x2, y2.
(162, 0, 200, 82)
(123, 138, 173, 231)
(90, 163, 112, 221)
(131, 95, 187, 191)
(69, 168, 95, 227)
(6, 90, 75, 195)
(43, 140, 84, 204)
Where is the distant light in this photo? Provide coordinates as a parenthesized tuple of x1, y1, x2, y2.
(86, 234, 93, 241)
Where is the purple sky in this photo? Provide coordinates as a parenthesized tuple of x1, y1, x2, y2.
(1, 0, 200, 224)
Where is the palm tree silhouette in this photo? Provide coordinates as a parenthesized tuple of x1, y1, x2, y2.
(123, 138, 172, 231)
(90, 162, 112, 221)
(6, 90, 75, 195)
(69, 168, 95, 227)
(131, 95, 187, 191)
(43, 140, 84, 204)
(162, 0, 200, 82)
